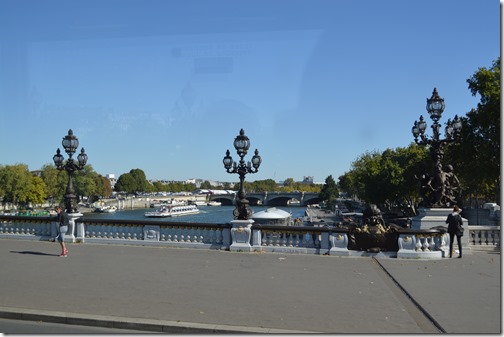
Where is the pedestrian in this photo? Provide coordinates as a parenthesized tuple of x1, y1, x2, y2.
(55, 206, 69, 257)
(446, 205, 463, 258)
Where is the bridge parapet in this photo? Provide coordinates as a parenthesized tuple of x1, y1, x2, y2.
(0, 215, 487, 258)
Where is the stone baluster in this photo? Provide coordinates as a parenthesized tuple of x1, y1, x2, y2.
(424, 236, 431, 251)
(219, 227, 227, 247)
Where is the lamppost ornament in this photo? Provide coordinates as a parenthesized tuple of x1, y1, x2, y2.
(223, 129, 261, 220)
(412, 88, 462, 208)
(53, 129, 88, 213)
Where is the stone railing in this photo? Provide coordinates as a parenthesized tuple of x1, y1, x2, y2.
(0, 215, 54, 238)
(80, 218, 231, 250)
(468, 225, 501, 251)
(0, 215, 498, 258)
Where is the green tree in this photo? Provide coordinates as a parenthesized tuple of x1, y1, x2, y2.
(0, 164, 33, 207)
(129, 168, 149, 193)
(343, 151, 382, 205)
(338, 145, 429, 214)
(74, 165, 97, 200)
(115, 173, 137, 194)
(245, 179, 277, 192)
(28, 175, 47, 206)
(115, 169, 151, 195)
(446, 57, 500, 203)
(319, 175, 339, 210)
(283, 178, 295, 192)
(41, 164, 67, 206)
(74, 165, 113, 202)
(200, 180, 213, 189)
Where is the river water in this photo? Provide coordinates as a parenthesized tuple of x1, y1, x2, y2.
(82, 205, 307, 224)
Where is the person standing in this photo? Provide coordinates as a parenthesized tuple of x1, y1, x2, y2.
(446, 205, 463, 258)
(55, 206, 69, 257)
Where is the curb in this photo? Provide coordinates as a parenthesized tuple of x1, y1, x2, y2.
(0, 306, 317, 333)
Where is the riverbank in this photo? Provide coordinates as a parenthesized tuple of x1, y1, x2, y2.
(304, 205, 339, 225)
(81, 195, 210, 213)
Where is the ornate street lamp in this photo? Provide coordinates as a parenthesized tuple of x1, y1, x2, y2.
(412, 88, 462, 207)
(53, 129, 88, 213)
(223, 129, 262, 220)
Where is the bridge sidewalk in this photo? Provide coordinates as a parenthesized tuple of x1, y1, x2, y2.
(0, 239, 500, 333)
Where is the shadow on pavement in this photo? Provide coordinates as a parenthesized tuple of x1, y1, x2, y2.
(10, 251, 60, 257)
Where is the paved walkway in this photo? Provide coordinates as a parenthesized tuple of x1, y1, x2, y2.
(0, 239, 500, 333)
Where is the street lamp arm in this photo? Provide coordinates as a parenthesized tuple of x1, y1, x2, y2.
(417, 134, 431, 146)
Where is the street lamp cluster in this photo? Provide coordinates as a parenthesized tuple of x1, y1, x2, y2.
(53, 129, 88, 213)
(412, 88, 462, 208)
(49, 89, 458, 217)
(223, 128, 262, 220)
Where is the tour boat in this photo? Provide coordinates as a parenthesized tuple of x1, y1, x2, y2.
(144, 204, 200, 217)
(207, 201, 222, 206)
(102, 206, 117, 213)
(149, 199, 186, 208)
(94, 205, 117, 213)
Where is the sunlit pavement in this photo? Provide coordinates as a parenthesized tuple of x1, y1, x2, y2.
(0, 239, 500, 333)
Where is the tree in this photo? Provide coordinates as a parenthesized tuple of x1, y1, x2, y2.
(245, 179, 277, 192)
(74, 165, 97, 200)
(41, 164, 67, 205)
(446, 57, 500, 203)
(283, 178, 295, 191)
(129, 168, 149, 194)
(28, 175, 47, 206)
(319, 175, 339, 209)
(200, 180, 213, 189)
(115, 173, 138, 194)
(95, 175, 113, 199)
(0, 164, 33, 207)
(115, 169, 151, 195)
(338, 145, 429, 214)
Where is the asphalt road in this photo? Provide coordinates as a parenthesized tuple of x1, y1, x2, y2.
(0, 239, 500, 333)
(0, 317, 154, 334)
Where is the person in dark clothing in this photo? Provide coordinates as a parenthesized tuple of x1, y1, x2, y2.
(55, 206, 69, 257)
(446, 205, 463, 258)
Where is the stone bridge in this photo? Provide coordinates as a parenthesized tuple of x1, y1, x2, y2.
(208, 192, 321, 206)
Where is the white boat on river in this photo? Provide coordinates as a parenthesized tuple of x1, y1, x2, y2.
(144, 205, 200, 218)
(94, 205, 117, 213)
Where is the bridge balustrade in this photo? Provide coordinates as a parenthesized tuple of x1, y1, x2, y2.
(0, 215, 499, 258)
(468, 226, 501, 251)
(0, 215, 53, 237)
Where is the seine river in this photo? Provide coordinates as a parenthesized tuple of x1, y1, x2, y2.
(82, 205, 307, 224)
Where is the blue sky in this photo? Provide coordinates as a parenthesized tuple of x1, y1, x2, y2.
(0, 0, 500, 184)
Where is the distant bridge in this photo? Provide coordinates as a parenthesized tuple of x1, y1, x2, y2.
(208, 192, 321, 206)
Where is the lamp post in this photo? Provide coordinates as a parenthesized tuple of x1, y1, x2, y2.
(412, 88, 462, 208)
(223, 128, 262, 220)
(53, 129, 88, 214)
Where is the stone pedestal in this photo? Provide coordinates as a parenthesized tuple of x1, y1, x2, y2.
(144, 225, 160, 241)
(329, 233, 350, 256)
(68, 213, 83, 243)
(412, 208, 470, 254)
(230, 219, 254, 252)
